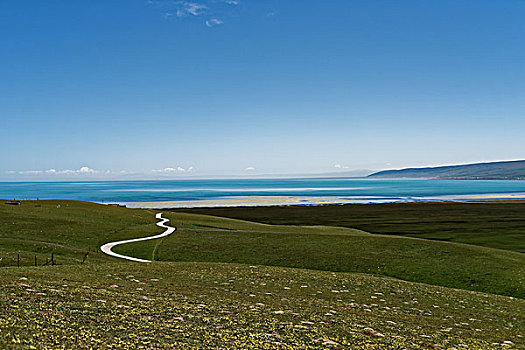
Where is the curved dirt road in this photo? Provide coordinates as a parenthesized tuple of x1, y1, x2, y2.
(100, 213, 175, 262)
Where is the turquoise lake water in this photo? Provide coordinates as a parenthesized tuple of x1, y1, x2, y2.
(1, 178, 525, 204)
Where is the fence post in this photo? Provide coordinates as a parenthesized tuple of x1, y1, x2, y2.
(35, 256, 37, 267)
(51, 253, 54, 266)
(17, 254, 20, 268)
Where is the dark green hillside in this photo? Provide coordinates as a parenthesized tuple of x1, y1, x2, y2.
(177, 201, 525, 252)
(368, 159, 525, 179)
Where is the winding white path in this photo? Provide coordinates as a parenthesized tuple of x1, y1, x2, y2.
(100, 213, 176, 262)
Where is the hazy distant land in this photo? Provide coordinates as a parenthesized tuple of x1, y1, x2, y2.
(368, 160, 525, 180)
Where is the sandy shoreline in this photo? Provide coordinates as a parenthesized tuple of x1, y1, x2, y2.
(118, 193, 525, 209)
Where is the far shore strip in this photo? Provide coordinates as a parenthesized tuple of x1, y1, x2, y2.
(117, 193, 525, 209)
(100, 213, 175, 262)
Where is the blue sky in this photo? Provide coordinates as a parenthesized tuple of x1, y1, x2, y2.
(1, 0, 524, 179)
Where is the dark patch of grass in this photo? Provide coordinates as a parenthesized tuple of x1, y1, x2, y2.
(192, 223, 235, 231)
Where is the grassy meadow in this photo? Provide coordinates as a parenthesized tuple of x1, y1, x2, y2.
(2, 262, 523, 349)
(1, 199, 524, 349)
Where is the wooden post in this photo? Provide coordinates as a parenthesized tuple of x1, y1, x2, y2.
(51, 253, 54, 266)
(35, 256, 37, 267)
(17, 254, 20, 267)
(81, 252, 89, 265)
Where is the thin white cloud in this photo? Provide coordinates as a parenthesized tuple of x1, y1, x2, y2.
(334, 164, 349, 169)
(205, 18, 223, 27)
(149, 0, 241, 27)
(18, 170, 43, 175)
(245, 167, 256, 171)
(57, 166, 98, 175)
(176, 2, 207, 17)
(152, 166, 194, 174)
(14, 166, 99, 176)
(152, 167, 175, 173)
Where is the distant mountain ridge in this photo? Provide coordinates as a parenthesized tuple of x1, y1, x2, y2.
(368, 160, 525, 180)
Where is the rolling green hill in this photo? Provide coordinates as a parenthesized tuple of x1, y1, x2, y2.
(368, 160, 525, 179)
(177, 201, 525, 252)
(117, 211, 525, 298)
(2, 200, 524, 297)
